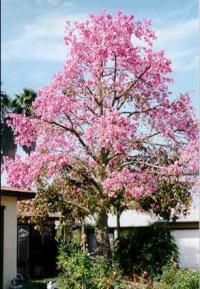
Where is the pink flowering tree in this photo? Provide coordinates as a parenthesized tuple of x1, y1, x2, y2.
(4, 11, 198, 256)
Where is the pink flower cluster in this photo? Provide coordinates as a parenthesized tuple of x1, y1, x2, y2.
(7, 114, 37, 147)
(148, 93, 198, 140)
(103, 168, 157, 200)
(86, 109, 136, 154)
(5, 152, 70, 189)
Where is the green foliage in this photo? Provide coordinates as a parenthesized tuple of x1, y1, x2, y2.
(11, 88, 37, 116)
(158, 264, 199, 289)
(114, 224, 178, 278)
(145, 264, 200, 289)
(57, 241, 126, 289)
(140, 180, 191, 221)
(159, 263, 179, 284)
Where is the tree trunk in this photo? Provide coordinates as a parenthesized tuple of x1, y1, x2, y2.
(81, 220, 87, 250)
(95, 210, 112, 258)
(116, 210, 121, 239)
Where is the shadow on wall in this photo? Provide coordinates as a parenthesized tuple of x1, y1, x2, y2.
(17, 225, 58, 279)
(171, 230, 200, 269)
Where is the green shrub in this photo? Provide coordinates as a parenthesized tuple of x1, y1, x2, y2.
(57, 241, 126, 289)
(125, 265, 199, 289)
(158, 264, 199, 289)
(160, 263, 179, 284)
(114, 223, 178, 278)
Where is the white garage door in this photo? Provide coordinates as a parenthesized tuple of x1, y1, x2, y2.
(171, 229, 200, 269)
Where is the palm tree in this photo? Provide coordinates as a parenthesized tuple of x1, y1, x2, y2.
(10, 88, 37, 116)
(1, 89, 16, 161)
(1, 88, 37, 161)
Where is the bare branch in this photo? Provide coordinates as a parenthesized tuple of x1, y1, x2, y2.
(80, 77, 93, 96)
(47, 120, 97, 162)
(145, 131, 162, 140)
(116, 65, 151, 103)
(63, 198, 90, 214)
(121, 104, 163, 118)
(119, 159, 163, 170)
(112, 54, 118, 106)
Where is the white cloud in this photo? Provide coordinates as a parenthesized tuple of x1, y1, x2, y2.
(34, 0, 73, 5)
(2, 9, 198, 73)
(155, 18, 198, 46)
(154, 18, 198, 72)
(2, 12, 86, 62)
(63, 1, 73, 7)
(154, 0, 198, 24)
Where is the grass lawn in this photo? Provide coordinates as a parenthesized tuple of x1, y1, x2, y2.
(23, 278, 55, 289)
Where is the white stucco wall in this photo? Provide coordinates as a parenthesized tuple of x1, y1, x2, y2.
(108, 210, 157, 227)
(171, 229, 200, 269)
(1, 196, 17, 289)
(108, 203, 200, 269)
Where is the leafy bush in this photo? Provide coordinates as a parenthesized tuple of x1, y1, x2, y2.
(114, 223, 178, 278)
(57, 241, 126, 289)
(158, 264, 199, 289)
(123, 265, 199, 289)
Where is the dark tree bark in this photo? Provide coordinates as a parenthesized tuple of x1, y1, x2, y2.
(94, 209, 112, 258)
(116, 210, 121, 239)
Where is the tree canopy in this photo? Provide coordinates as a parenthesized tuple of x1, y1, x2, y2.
(4, 11, 198, 254)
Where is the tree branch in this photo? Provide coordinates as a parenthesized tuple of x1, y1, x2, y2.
(48, 120, 97, 162)
(112, 54, 118, 106)
(121, 104, 163, 117)
(116, 65, 151, 104)
(63, 198, 90, 214)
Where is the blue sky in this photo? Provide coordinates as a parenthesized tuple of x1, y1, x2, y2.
(2, 0, 199, 111)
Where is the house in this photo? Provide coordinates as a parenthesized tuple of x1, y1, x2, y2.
(17, 216, 95, 278)
(18, 203, 199, 277)
(3, 185, 197, 283)
(17, 217, 58, 278)
(108, 196, 200, 269)
(0, 186, 35, 289)
(168, 203, 199, 268)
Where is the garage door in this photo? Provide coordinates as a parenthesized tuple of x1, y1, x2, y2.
(171, 229, 199, 268)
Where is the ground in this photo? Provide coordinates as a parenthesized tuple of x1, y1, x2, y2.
(22, 278, 159, 289)
(23, 279, 53, 289)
